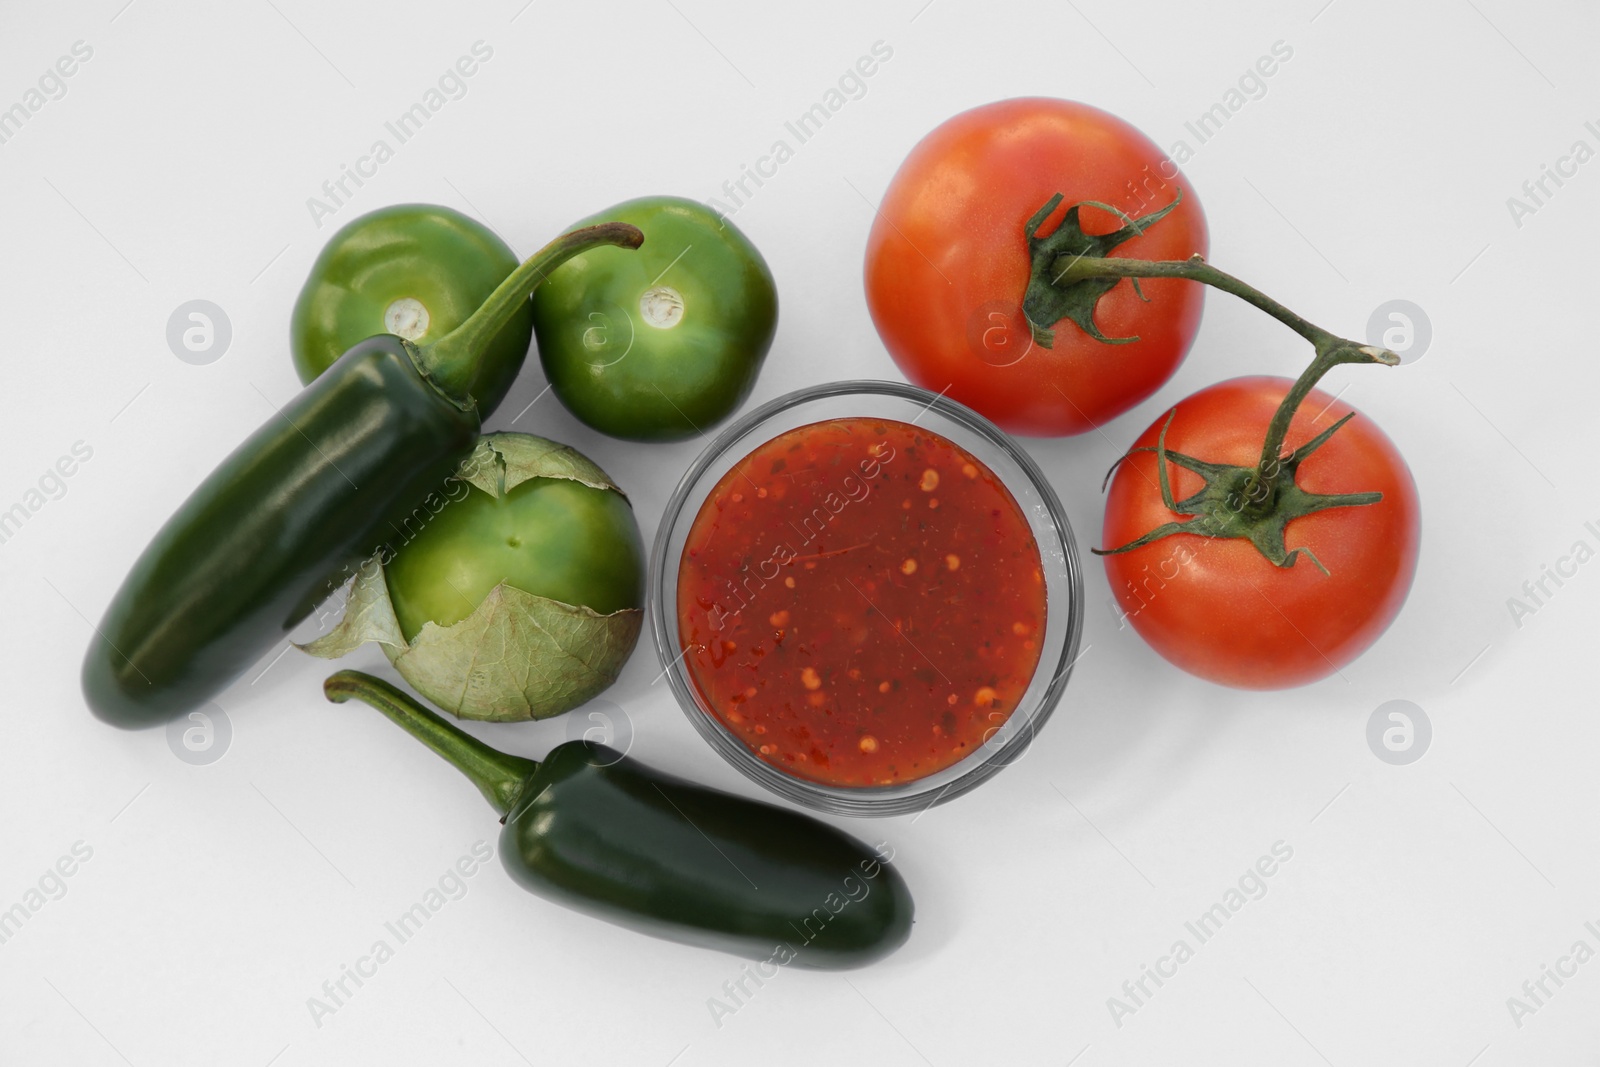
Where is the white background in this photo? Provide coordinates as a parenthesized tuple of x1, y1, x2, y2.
(2, 0, 1596, 1064)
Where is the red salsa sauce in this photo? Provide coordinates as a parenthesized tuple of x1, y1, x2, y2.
(677, 417, 1046, 788)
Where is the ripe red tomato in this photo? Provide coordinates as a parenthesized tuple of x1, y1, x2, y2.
(1101, 377, 1419, 689)
(864, 98, 1208, 436)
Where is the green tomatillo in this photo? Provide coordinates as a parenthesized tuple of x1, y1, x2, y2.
(301, 433, 645, 721)
(291, 204, 534, 416)
(531, 196, 778, 441)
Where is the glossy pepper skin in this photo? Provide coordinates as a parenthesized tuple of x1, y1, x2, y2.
(325, 671, 914, 968)
(291, 204, 533, 418)
(82, 337, 478, 727)
(82, 222, 645, 728)
(505, 742, 912, 966)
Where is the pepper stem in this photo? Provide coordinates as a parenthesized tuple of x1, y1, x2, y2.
(414, 221, 644, 407)
(323, 670, 536, 817)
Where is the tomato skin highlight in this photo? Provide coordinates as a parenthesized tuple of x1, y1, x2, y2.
(1101, 377, 1420, 689)
(864, 98, 1208, 437)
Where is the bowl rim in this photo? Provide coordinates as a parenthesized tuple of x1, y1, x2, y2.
(647, 379, 1084, 816)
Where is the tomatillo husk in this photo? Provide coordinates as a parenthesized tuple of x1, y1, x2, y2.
(300, 433, 644, 721)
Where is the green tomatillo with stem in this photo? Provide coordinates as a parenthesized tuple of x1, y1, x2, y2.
(82, 220, 644, 727)
(532, 196, 778, 441)
(323, 670, 915, 967)
(291, 204, 535, 417)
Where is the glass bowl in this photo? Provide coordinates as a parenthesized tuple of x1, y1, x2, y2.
(649, 380, 1083, 816)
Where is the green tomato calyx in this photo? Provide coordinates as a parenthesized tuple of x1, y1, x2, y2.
(1094, 341, 1399, 571)
(1021, 190, 1184, 349)
(1093, 407, 1380, 573)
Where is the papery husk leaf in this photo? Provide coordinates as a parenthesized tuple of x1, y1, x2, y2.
(393, 582, 642, 721)
(297, 431, 637, 720)
(297, 563, 406, 659)
(462, 432, 624, 498)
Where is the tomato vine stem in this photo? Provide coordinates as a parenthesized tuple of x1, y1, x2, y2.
(1051, 250, 1397, 496)
(1026, 192, 1402, 569)
(1048, 252, 1337, 351)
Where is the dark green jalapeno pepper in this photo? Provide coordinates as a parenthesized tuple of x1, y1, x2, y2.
(81, 223, 644, 728)
(324, 670, 915, 968)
